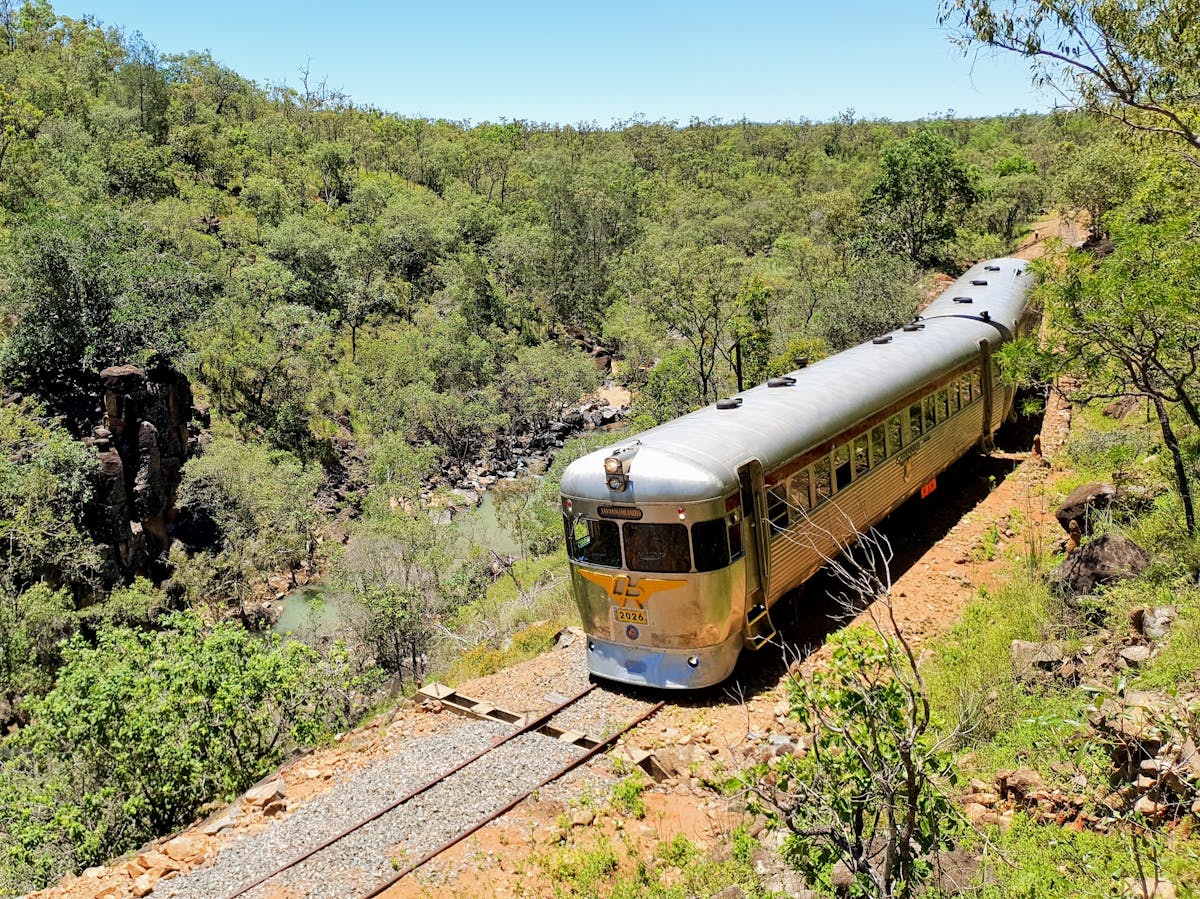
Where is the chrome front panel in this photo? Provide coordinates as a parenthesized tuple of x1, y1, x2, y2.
(585, 629, 744, 688)
(570, 560, 746, 650)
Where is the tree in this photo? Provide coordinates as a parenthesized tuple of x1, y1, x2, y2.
(1013, 218, 1200, 533)
(0, 208, 211, 395)
(0, 402, 100, 595)
(747, 530, 958, 899)
(863, 129, 977, 265)
(0, 614, 372, 892)
(1056, 139, 1141, 241)
(647, 245, 745, 404)
(939, 0, 1200, 167)
(333, 513, 450, 684)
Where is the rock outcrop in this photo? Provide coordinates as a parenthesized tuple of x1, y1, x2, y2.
(1050, 532, 1151, 596)
(1055, 481, 1117, 535)
(84, 357, 195, 580)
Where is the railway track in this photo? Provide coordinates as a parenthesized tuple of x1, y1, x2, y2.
(151, 684, 662, 899)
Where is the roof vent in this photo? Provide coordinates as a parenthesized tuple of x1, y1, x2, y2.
(953, 296, 974, 304)
(984, 264, 1000, 271)
(971, 279, 988, 286)
(716, 397, 743, 410)
(872, 335, 893, 345)
(902, 323, 925, 332)
(795, 357, 809, 369)
(981, 310, 991, 322)
(767, 376, 797, 388)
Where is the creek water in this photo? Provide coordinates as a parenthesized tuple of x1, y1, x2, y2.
(272, 491, 525, 636)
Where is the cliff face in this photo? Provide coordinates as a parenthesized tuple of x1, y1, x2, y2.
(84, 357, 195, 580)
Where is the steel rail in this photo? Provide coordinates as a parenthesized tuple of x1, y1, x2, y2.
(358, 699, 666, 898)
(223, 683, 598, 899)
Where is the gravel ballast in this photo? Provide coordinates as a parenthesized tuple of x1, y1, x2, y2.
(152, 719, 583, 899)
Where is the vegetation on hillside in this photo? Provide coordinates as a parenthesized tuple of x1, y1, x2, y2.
(6, 0, 1193, 892)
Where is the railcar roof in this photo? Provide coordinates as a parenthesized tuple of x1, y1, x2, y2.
(561, 258, 1032, 504)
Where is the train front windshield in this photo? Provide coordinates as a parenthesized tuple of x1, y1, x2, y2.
(565, 513, 741, 574)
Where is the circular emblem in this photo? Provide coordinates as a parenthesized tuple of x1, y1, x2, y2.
(625, 625, 640, 641)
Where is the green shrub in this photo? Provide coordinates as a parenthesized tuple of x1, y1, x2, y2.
(0, 613, 375, 892)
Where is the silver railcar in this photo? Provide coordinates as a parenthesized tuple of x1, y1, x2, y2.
(559, 258, 1035, 688)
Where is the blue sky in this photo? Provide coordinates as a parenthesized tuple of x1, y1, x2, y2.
(56, 1, 1050, 124)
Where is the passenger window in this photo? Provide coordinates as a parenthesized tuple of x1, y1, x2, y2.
(888, 414, 903, 453)
(727, 510, 743, 559)
(938, 389, 950, 421)
(693, 518, 730, 572)
(853, 434, 869, 478)
(834, 443, 852, 491)
(909, 403, 923, 439)
(924, 395, 937, 432)
(767, 485, 789, 533)
(625, 523, 690, 573)
(790, 468, 812, 513)
(954, 378, 964, 411)
(871, 424, 887, 464)
(971, 369, 982, 400)
(566, 517, 622, 568)
(813, 455, 833, 504)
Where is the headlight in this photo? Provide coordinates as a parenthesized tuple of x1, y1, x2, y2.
(604, 456, 622, 475)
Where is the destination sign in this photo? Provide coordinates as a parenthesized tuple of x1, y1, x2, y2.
(598, 505, 643, 520)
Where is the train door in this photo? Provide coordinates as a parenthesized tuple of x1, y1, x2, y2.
(978, 338, 995, 450)
(737, 460, 775, 648)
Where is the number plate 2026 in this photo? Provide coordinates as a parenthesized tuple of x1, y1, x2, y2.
(613, 607, 647, 625)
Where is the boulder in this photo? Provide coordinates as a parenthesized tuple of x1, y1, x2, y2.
(1050, 532, 1151, 596)
(1055, 482, 1117, 535)
(1011, 640, 1065, 682)
(1131, 606, 1177, 639)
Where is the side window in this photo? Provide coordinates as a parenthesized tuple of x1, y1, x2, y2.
(727, 509, 744, 559)
(924, 395, 937, 432)
(954, 378, 964, 411)
(971, 369, 982, 401)
(790, 468, 812, 514)
(853, 434, 870, 478)
(938, 388, 950, 421)
(813, 455, 833, 505)
(566, 517, 622, 568)
(871, 424, 887, 464)
(888, 414, 903, 453)
(909, 403, 923, 439)
(834, 443, 852, 491)
(693, 518, 730, 572)
(767, 485, 789, 533)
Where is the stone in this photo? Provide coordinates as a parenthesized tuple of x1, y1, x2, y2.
(1124, 878, 1177, 899)
(1134, 795, 1167, 817)
(1051, 533, 1151, 596)
(132, 873, 156, 898)
(1131, 607, 1178, 639)
(262, 798, 288, 817)
(244, 778, 286, 806)
(1011, 640, 1065, 682)
(162, 833, 204, 863)
(1119, 645, 1152, 668)
(998, 768, 1044, 801)
(571, 807, 595, 827)
(1055, 482, 1117, 534)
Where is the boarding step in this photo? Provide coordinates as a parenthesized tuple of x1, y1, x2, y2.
(744, 603, 776, 649)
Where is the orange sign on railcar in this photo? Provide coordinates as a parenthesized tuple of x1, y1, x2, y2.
(920, 478, 937, 499)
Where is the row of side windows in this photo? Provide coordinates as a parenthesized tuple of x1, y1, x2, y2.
(766, 369, 984, 535)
